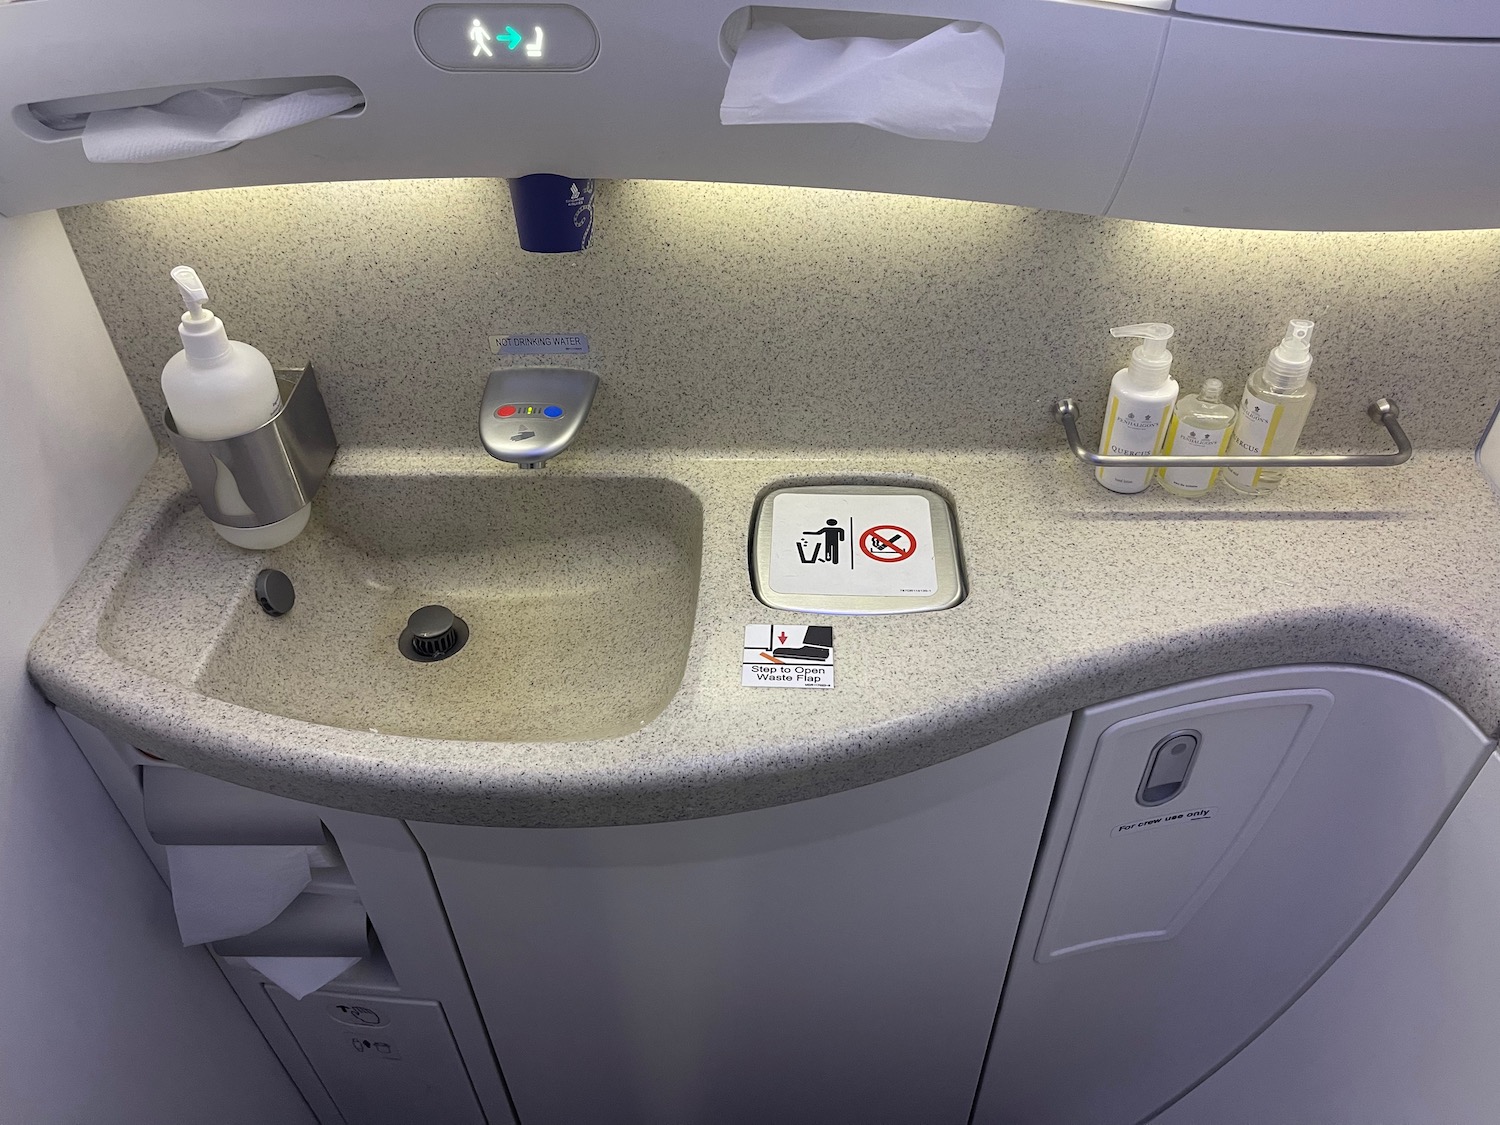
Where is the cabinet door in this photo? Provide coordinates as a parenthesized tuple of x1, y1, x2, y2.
(1151, 750, 1500, 1125)
(410, 716, 1070, 1125)
(973, 665, 1492, 1125)
(1110, 19, 1500, 230)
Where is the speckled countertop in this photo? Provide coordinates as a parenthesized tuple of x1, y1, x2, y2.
(28, 445, 1500, 827)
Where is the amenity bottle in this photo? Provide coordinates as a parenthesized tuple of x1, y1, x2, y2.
(1096, 323, 1179, 494)
(161, 266, 310, 548)
(1223, 319, 1317, 495)
(1158, 378, 1236, 497)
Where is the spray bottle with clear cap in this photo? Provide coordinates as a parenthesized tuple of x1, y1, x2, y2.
(161, 266, 308, 549)
(1096, 323, 1179, 494)
(1223, 319, 1317, 495)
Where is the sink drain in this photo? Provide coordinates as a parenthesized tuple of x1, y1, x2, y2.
(398, 605, 469, 662)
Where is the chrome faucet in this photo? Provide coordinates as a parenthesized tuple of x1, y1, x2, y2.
(479, 367, 599, 469)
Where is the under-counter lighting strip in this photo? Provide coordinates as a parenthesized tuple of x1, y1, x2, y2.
(1053, 397, 1412, 468)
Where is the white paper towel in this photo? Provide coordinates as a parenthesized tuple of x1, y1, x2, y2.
(242, 956, 362, 1000)
(165, 844, 334, 946)
(81, 86, 363, 164)
(720, 21, 1004, 142)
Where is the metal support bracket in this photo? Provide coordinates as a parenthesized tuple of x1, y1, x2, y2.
(1053, 397, 1411, 469)
(165, 364, 337, 527)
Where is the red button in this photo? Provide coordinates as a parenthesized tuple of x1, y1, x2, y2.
(495, 404, 517, 417)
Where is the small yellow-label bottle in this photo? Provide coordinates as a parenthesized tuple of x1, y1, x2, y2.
(1158, 378, 1237, 497)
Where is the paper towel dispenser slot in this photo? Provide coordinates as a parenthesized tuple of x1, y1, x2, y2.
(719, 6, 962, 64)
(17, 76, 365, 142)
(718, 6, 1005, 142)
(143, 766, 328, 846)
(212, 894, 372, 959)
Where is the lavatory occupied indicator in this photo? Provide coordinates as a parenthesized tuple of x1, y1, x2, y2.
(470, 18, 543, 58)
(415, 6, 599, 73)
(469, 18, 495, 55)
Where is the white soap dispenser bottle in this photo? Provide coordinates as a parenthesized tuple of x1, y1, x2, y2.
(162, 266, 310, 549)
(162, 267, 282, 439)
(1096, 323, 1179, 494)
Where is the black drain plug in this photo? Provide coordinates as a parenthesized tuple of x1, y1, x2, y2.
(398, 605, 469, 662)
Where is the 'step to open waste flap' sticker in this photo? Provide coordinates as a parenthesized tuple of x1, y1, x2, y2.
(768, 493, 937, 597)
(743, 624, 834, 689)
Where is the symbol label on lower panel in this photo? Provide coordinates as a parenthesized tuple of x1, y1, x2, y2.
(742, 624, 834, 689)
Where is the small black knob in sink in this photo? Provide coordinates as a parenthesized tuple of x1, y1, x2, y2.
(399, 605, 469, 662)
(255, 569, 296, 617)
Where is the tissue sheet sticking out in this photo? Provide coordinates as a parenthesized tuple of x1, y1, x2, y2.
(81, 86, 363, 164)
(166, 843, 332, 947)
(720, 21, 1004, 142)
(243, 956, 362, 1000)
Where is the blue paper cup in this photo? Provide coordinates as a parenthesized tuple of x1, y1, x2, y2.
(507, 174, 595, 253)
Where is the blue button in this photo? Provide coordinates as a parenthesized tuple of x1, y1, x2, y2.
(543, 405, 564, 418)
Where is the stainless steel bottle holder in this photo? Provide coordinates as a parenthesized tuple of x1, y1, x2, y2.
(1053, 397, 1412, 470)
(164, 364, 337, 528)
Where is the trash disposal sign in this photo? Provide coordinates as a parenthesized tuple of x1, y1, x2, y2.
(768, 492, 937, 597)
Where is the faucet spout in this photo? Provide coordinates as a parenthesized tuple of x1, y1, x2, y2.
(479, 367, 599, 467)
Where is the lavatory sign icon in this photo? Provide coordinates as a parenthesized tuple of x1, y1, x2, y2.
(797, 518, 848, 565)
(859, 525, 916, 563)
(469, 18, 494, 56)
(768, 492, 939, 599)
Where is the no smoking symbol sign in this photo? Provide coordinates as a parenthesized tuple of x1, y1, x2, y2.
(860, 525, 916, 563)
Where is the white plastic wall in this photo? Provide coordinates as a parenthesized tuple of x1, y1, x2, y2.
(1174, 0, 1500, 39)
(974, 665, 1492, 1125)
(0, 210, 313, 1124)
(1109, 20, 1500, 230)
(412, 715, 1071, 1125)
(1151, 751, 1500, 1125)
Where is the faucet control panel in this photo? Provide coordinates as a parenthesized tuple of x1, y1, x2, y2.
(480, 367, 598, 468)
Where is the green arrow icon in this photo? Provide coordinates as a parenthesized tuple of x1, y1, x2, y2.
(497, 25, 522, 50)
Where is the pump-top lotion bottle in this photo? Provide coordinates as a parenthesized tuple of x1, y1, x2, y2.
(1096, 323, 1179, 494)
(1223, 319, 1317, 495)
(161, 266, 310, 549)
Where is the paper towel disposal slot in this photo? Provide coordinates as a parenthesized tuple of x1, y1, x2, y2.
(719, 6, 963, 63)
(142, 766, 328, 846)
(17, 75, 365, 142)
(211, 894, 372, 959)
(718, 7, 1004, 142)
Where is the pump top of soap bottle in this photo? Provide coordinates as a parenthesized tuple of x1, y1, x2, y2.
(1110, 323, 1175, 387)
(170, 265, 235, 364)
(1262, 318, 1315, 391)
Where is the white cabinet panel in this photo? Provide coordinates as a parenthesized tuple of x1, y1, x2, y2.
(411, 716, 1070, 1125)
(974, 665, 1492, 1125)
(1036, 689, 1331, 959)
(1111, 20, 1500, 230)
(1151, 749, 1500, 1124)
(0, 0, 1165, 216)
(1177, 0, 1500, 39)
(266, 991, 487, 1125)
